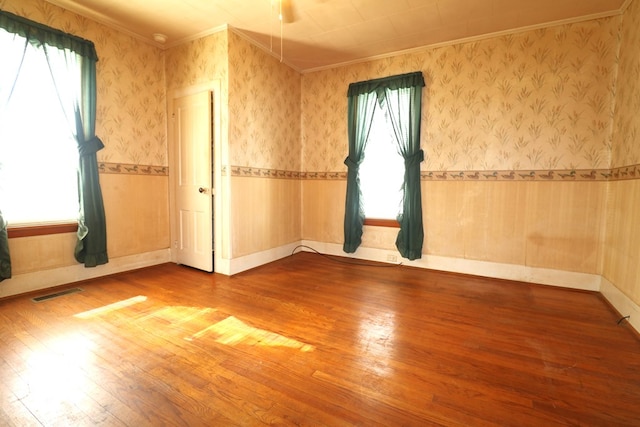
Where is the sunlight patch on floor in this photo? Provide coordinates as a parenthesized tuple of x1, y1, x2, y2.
(73, 295, 148, 319)
(186, 315, 315, 352)
(136, 306, 217, 326)
(22, 333, 95, 402)
(75, 299, 313, 352)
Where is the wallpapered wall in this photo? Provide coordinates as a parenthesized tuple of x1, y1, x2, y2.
(604, 0, 640, 306)
(163, 29, 302, 258)
(611, 0, 640, 167)
(3, 0, 170, 276)
(164, 29, 301, 172)
(5, 0, 640, 311)
(299, 14, 624, 283)
(164, 28, 229, 179)
(302, 17, 619, 174)
(228, 31, 301, 171)
(227, 32, 302, 256)
(0, 0, 166, 169)
(165, 32, 228, 91)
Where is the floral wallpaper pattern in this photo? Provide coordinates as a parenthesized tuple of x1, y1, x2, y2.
(165, 31, 228, 92)
(302, 17, 620, 174)
(4, 0, 634, 182)
(2, 0, 167, 167)
(611, 0, 640, 168)
(164, 30, 300, 172)
(227, 31, 301, 171)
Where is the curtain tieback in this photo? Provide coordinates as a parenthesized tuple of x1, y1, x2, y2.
(404, 149, 424, 167)
(78, 135, 105, 156)
(344, 156, 361, 170)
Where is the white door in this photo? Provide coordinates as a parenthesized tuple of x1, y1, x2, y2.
(173, 91, 213, 272)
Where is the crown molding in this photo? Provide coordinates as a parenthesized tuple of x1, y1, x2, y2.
(44, 0, 163, 48)
(301, 9, 626, 74)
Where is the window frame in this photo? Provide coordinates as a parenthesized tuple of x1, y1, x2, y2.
(7, 222, 78, 238)
(364, 218, 400, 228)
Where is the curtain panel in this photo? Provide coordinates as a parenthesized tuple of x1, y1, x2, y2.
(0, 10, 98, 60)
(0, 212, 9, 281)
(343, 71, 426, 260)
(343, 91, 379, 253)
(0, 10, 108, 275)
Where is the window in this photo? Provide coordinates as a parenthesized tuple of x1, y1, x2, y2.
(0, 9, 108, 270)
(343, 72, 425, 260)
(358, 104, 404, 222)
(0, 39, 80, 225)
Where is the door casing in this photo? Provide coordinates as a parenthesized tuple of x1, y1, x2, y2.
(168, 81, 226, 274)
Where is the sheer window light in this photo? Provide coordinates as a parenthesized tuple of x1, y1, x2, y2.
(0, 40, 79, 225)
(359, 105, 404, 220)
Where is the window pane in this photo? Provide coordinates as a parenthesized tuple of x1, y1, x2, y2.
(0, 43, 79, 225)
(359, 106, 404, 220)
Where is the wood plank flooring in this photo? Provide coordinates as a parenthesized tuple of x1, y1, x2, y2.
(1, 252, 639, 426)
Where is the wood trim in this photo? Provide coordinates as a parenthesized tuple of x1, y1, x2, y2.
(364, 218, 400, 228)
(7, 223, 78, 239)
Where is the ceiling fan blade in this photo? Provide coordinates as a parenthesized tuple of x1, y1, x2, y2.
(280, 0, 296, 23)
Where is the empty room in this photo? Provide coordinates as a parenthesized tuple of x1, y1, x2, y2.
(1, 0, 640, 425)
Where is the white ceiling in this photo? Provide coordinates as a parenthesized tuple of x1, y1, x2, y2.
(46, 0, 628, 72)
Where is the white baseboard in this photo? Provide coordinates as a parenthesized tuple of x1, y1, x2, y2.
(9, 243, 637, 336)
(300, 240, 601, 291)
(227, 242, 302, 275)
(0, 249, 171, 299)
(214, 257, 231, 276)
(600, 276, 640, 334)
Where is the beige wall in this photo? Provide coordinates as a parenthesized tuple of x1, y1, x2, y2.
(302, 19, 619, 172)
(4, 0, 640, 313)
(227, 31, 301, 171)
(302, 179, 606, 274)
(604, 0, 640, 305)
(164, 29, 301, 259)
(301, 17, 620, 277)
(3, 0, 170, 276)
(164, 29, 228, 143)
(226, 32, 302, 257)
(164, 29, 230, 259)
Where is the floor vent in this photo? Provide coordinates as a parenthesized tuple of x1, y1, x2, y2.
(32, 287, 83, 303)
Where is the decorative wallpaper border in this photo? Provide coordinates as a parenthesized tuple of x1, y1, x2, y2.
(421, 169, 606, 181)
(100, 164, 640, 181)
(226, 165, 640, 182)
(226, 166, 302, 179)
(98, 162, 168, 176)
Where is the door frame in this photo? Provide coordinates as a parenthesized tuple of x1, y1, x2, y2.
(168, 80, 226, 274)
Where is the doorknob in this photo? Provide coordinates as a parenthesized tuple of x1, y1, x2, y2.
(198, 187, 206, 193)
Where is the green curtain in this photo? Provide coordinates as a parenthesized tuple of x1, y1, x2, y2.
(0, 11, 98, 61)
(0, 10, 107, 268)
(0, 211, 9, 281)
(73, 55, 108, 266)
(343, 91, 378, 253)
(383, 83, 425, 260)
(344, 72, 425, 258)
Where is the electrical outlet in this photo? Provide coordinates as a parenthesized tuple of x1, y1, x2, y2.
(386, 254, 397, 262)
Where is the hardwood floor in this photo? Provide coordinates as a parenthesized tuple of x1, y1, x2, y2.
(1, 252, 639, 426)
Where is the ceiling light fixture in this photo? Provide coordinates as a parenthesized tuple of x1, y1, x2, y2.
(152, 33, 167, 44)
